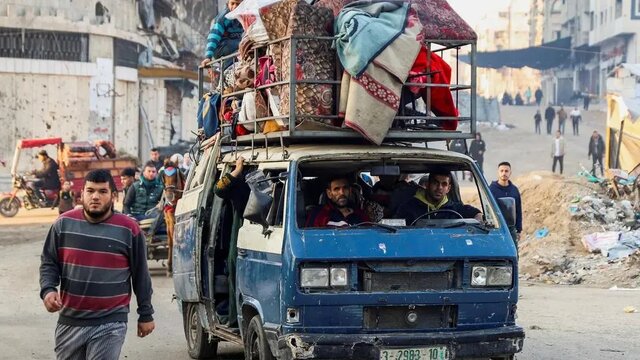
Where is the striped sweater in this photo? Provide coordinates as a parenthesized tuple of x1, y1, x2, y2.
(39, 208, 154, 326)
(204, 6, 243, 59)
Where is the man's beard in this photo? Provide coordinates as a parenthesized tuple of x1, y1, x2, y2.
(84, 202, 112, 220)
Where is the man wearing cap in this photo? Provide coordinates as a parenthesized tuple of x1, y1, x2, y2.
(30, 150, 61, 202)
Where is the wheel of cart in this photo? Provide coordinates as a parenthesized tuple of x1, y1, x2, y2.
(139, 208, 169, 263)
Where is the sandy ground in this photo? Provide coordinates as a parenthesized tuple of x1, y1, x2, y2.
(1, 232, 638, 360)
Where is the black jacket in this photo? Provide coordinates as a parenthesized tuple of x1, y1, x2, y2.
(544, 106, 555, 121)
(469, 139, 486, 161)
(588, 135, 605, 158)
(34, 157, 61, 190)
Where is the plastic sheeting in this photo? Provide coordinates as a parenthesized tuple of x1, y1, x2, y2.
(461, 37, 572, 70)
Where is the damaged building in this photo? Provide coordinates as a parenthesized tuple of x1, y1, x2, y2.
(0, 0, 220, 167)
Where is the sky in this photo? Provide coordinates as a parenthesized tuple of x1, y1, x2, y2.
(447, 0, 516, 26)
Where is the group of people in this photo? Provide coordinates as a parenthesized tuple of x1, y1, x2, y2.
(536, 105, 582, 136)
(305, 163, 523, 245)
(501, 87, 544, 107)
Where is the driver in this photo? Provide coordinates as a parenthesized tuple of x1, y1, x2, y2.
(123, 161, 164, 221)
(306, 176, 369, 227)
(395, 171, 482, 225)
(30, 150, 61, 201)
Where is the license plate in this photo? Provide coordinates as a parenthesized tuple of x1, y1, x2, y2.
(380, 346, 450, 360)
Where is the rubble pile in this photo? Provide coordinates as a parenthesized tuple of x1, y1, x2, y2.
(515, 172, 640, 287)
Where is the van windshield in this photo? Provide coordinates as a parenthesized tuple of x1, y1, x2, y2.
(297, 158, 499, 230)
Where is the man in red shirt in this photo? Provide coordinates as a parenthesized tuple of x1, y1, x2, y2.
(306, 176, 369, 227)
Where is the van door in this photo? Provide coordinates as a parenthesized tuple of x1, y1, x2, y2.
(173, 140, 221, 302)
(236, 162, 289, 328)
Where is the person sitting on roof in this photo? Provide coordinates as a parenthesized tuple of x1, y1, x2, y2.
(306, 176, 370, 227)
(395, 171, 482, 225)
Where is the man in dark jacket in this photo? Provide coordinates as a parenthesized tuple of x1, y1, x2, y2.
(124, 162, 164, 220)
(469, 133, 486, 174)
(30, 150, 61, 201)
(534, 88, 543, 106)
(588, 130, 605, 177)
(489, 162, 522, 246)
(544, 105, 555, 135)
(307, 176, 370, 227)
(395, 172, 482, 225)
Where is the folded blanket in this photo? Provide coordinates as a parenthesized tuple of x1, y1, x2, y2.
(335, 1, 410, 77)
(340, 7, 422, 144)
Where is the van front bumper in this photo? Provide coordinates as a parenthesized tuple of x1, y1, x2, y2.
(273, 326, 524, 360)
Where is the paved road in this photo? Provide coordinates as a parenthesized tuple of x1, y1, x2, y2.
(1, 221, 638, 360)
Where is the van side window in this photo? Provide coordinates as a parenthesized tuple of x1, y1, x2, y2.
(265, 169, 286, 227)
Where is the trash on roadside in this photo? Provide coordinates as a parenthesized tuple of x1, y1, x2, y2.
(582, 231, 640, 259)
(534, 227, 549, 238)
(623, 306, 637, 313)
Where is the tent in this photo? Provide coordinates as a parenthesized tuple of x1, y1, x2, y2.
(606, 94, 640, 172)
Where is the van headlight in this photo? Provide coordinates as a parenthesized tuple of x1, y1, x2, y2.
(471, 265, 513, 287)
(300, 266, 348, 288)
(300, 268, 329, 288)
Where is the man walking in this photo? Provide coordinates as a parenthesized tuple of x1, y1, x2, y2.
(534, 110, 542, 134)
(557, 105, 567, 135)
(544, 105, 555, 135)
(570, 107, 581, 135)
(40, 169, 154, 359)
(489, 162, 522, 246)
(551, 130, 566, 174)
(469, 133, 486, 174)
(534, 87, 543, 106)
(588, 130, 605, 177)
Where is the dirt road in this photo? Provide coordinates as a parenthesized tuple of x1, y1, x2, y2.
(1, 221, 638, 360)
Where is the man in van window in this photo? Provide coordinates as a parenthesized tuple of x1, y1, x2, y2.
(306, 176, 369, 227)
(396, 171, 482, 225)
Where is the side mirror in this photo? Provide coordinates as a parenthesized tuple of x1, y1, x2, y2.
(497, 197, 516, 227)
(243, 188, 273, 234)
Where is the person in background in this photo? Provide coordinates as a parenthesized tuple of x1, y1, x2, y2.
(570, 107, 581, 136)
(148, 148, 163, 171)
(588, 130, 605, 177)
(124, 162, 164, 220)
(120, 167, 137, 204)
(534, 109, 542, 135)
(39, 169, 154, 360)
(469, 133, 486, 175)
(30, 150, 61, 202)
(489, 162, 522, 246)
(534, 87, 543, 106)
(524, 86, 532, 105)
(544, 105, 555, 135)
(182, 152, 192, 176)
(583, 89, 591, 111)
(557, 105, 567, 135)
(551, 130, 566, 174)
(56, 181, 75, 215)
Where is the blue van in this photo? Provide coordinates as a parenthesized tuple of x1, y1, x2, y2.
(173, 140, 524, 360)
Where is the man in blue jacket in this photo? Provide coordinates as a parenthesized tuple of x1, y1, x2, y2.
(489, 162, 522, 246)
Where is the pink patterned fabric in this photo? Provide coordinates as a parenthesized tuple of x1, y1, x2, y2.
(314, 0, 477, 42)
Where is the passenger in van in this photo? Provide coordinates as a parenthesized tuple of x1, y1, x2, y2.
(395, 171, 482, 225)
(306, 176, 370, 227)
(370, 174, 419, 217)
(213, 156, 250, 328)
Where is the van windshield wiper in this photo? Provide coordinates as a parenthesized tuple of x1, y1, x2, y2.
(347, 222, 398, 233)
(442, 221, 491, 234)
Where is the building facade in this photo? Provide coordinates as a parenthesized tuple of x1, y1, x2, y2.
(0, 0, 212, 173)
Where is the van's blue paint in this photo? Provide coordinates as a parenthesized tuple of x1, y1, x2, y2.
(173, 213, 199, 302)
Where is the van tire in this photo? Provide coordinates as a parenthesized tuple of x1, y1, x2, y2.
(183, 302, 218, 359)
(244, 315, 274, 360)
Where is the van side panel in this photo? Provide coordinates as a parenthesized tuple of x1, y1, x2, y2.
(173, 213, 199, 301)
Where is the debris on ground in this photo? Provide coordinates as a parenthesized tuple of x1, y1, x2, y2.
(513, 172, 640, 288)
(623, 306, 638, 314)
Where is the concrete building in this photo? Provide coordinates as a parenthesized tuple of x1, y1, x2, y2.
(474, 0, 541, 100)
(0, 0, 214, 174)
(539, 0, 640, 104)
(589, 0, 639, 98)
(529, 0, 545, 46)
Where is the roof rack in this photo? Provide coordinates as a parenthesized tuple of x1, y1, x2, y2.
(198, 33, 476, 146)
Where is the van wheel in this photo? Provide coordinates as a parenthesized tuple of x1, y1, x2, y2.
(183, 302, 218, 359)
(244, 315, 274, 360)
